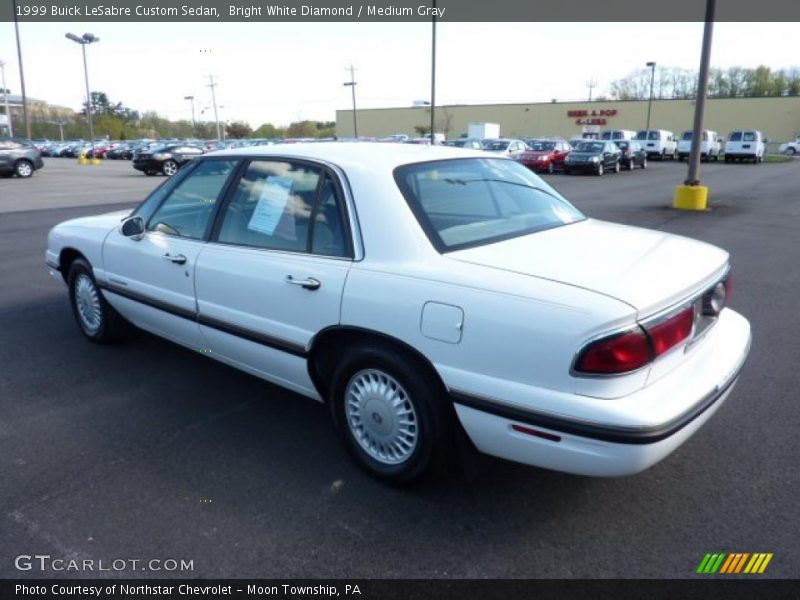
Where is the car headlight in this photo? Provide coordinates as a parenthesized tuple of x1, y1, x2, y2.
(589, 156, 600, 162)
(538, 156, 547, 161)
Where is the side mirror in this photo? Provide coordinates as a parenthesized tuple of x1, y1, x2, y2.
(120, 216, 145, 240)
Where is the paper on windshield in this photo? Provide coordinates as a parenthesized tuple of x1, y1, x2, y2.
(247, 176, 294, 235)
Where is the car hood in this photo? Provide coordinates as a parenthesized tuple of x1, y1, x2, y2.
(520, 151, 551, 158)
(447, 219, 729, 316)
(568, 151, 602, 158)
(56, 209, 133, 232)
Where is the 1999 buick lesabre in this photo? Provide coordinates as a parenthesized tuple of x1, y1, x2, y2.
(45, 143, 751, 483)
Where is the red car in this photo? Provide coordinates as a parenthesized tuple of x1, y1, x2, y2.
(515, 139, 572, 174)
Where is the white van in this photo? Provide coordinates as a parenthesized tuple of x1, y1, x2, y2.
(636, 129, 678, 159)
(600, 129, 636, 141)
(724, 130, 765, 163)
(677, 130, 722, 161)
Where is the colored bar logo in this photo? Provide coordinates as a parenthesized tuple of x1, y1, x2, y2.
(696, 552, 773, 574)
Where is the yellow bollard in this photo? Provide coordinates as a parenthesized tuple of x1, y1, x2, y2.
(92, 158, 101, 165)
(673, 184, 709, 211)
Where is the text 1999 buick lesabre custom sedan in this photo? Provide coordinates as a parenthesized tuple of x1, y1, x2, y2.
(45, 143, 751, 483)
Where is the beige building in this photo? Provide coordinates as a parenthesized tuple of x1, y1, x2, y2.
(336, 97, 800, 143)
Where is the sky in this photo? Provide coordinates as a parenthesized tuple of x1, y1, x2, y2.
(0, 21, 797, 128)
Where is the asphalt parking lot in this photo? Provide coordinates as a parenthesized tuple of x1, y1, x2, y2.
(1, 156, 798, 578)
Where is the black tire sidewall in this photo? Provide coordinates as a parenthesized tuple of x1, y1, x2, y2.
(330, 345, 450, 483)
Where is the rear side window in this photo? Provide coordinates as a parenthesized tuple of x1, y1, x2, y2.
(215, 161, 350, 257)
(394, 158, 584, 252)
(729, 132, 743, 142)
(217, 160, 322, 252)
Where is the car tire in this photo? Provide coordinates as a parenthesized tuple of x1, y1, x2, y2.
(14, 160, 34, 178)
(329, 344, 454, 484)
(547, 162, 554, 174)
(641, 157, 647, 169)
(67, 258, 127, 343)
(596, 163, 604, 176)
(613, 160, 620, 174)
(162, 160, 179, 177)
(788, 147, 796, 156)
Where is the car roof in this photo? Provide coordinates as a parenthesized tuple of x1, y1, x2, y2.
(204, 141, 492, 170)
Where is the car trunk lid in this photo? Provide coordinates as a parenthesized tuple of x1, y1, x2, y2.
(447, 219, 729, 317)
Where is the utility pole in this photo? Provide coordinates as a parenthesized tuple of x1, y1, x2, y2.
(343, 65, 358, 139)
(12, 0, 31, 139)
(645, 62, 656, 133)
(430, 0, 437, 142)
(0, 60, 13, 137)
(207, 75, 221, 141)
(586, 77, 597, 102)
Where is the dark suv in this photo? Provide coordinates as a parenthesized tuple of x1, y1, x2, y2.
(0, 139, 45, 178)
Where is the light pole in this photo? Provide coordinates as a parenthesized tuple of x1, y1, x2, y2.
(66, 32, 100, 160)
(0, 60, 12, 137)
(645, 61, 656, 133)
(184, 95, 196, 135)
(673, 0, 716, 210)
(12, 0, 30, 139)
(343, 65, 358, 139)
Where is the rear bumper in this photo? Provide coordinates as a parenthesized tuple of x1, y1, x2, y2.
(563, 162, 600, 173)
(450, 308, 751, 476)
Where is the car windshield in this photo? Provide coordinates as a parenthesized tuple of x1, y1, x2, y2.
(574, 142, 604, 152)
(616, 142, 629, 150)
(483, 141, 510, 151)
(394, 158, 584, 252)
(528, 142, 555, 151)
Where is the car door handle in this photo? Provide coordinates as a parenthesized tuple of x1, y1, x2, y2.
(286, 275, 321, 290)
(163, 253, 187, 265)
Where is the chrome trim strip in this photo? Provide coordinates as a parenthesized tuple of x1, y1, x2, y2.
(98, 282, 308, 358)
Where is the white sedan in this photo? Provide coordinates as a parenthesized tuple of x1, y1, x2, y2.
(45, 143, 751, 483)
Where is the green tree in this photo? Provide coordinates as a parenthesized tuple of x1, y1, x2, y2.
(225, 121, 253, 139)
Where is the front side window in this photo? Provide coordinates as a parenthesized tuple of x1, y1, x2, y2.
(147, 159, 237, 239)
(216, 160, 328, 253)
(394, 158, 584, 252)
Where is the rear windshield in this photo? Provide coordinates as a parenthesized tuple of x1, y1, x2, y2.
(729, 132, 742, 141)
(574, 142, 604, 152)
(394, 158, 584, 252)
(682, 131, 693, 141)
(742, 132, 756, 142)
(483, 141, 510, 151)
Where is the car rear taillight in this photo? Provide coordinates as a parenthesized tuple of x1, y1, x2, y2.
(647, 306, 694, 356)
(574, 306, 695, 375)
(574, 327, 652, 374)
